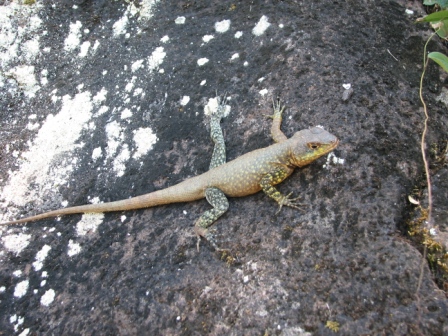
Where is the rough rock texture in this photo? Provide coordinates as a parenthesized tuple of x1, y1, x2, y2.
(0, 0, 447, 335)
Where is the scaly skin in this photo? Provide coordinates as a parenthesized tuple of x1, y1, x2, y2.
(1, 98, 339, 250)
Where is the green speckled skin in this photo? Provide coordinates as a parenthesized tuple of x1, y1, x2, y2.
(1, 99, 338, 250)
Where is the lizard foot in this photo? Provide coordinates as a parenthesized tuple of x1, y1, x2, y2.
(268, 98, 286, 118)
(276, 192, 306, 214)
(264, 98, 285, 120)
(218, 249, 240, 266)
(194, 227, 225, 252)
(214, 93, 228, 119)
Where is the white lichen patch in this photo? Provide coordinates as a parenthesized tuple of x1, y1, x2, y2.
(175, 16, 186, 24)
(26, 122, 39, 131)
(105, 121, 123, 158)
(120, 108, 133, 119)
(234, 31, 243, 38)
(160, 35, 169, 43)
(0, 2, 42, 69)
(113, 145, 131, 177)
(259, 88, 268, 96)
(133, 128, 158, 159)
(92, 40, 100, 53)
(13, 315, 25, 333)
(93, 88, 108, 104)
(147, 47, 166, 71)
(133, 88, 144, 96)
(180, 96, 190, 106)
(32, 245, 51, 271)
(78, 41, 91, 57)
(131, 59, 144, 72)
(202, 35, 214, 43)
(125, 81, 135, 92)
(40, 289, 55, 306)
(76, 213, 105, 236)
(64, 21, 82, 51)
(1, 233, 31, 255)
(204, 97, 231, 117)
(22, 37, 40, 62)
(197, 58, 209, 66)
(324, 152, 345, 169)
(6, 65, 40, 97)
(90, 197, 101, 204)
(113, 15, 129, 36)
(40, 69, 48, 86)
(252, 16, 271, 36)
(1, 91, 95, 218)
(215, 19, 231, 33)
(230, 53, 239, 61)
(113, 0, 160, 28)
(96, 106, 109, 116)
(435, 87, 448, 106)
(103, 120, 131, 175)
(139, 0, 160, 20)
(18, 328, 30, 336)
(14, 280, 29, 298)
(67, 239, 81, 256)
(92, 147, 102, 161)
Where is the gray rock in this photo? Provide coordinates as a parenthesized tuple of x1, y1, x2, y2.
(0, 0, 447, 335)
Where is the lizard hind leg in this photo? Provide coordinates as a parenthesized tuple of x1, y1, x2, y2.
(209, 95, 227, 169)
(194, 187, 229, 251)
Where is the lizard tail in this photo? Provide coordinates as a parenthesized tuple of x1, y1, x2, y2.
(1, 197, 153, 225)
(1, 179, 207, 225)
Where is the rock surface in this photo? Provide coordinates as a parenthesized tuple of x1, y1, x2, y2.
(0, 0, 447, 335)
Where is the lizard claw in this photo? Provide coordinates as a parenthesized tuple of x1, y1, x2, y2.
(215, 93, 228, 119)
(276, 192, 306, 214)
(265, 98, 285, 120)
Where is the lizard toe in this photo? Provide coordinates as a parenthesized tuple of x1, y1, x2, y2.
(276, 192, 307, 213)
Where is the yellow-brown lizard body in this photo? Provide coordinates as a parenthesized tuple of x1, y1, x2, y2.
(1, 99, 338, 249)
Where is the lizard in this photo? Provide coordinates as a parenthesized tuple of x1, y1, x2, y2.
(0, 98, 339, 250)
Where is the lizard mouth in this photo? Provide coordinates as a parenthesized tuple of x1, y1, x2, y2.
(323, 138, 339, 157)
(331, 138, 340, 150)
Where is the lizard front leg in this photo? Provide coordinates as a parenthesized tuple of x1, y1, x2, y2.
(269, 99, 288, 143)
(194, 187, 229, 251)
(260, 166, 304, 213)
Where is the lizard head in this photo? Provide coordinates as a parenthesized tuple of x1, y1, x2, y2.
(290, 127, 339, 167)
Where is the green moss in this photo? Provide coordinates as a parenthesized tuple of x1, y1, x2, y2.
(407, 206, 448, 290)
(326, 321, 340, 332)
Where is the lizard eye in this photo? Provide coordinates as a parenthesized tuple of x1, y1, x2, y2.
(307, 142, 321, 150)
